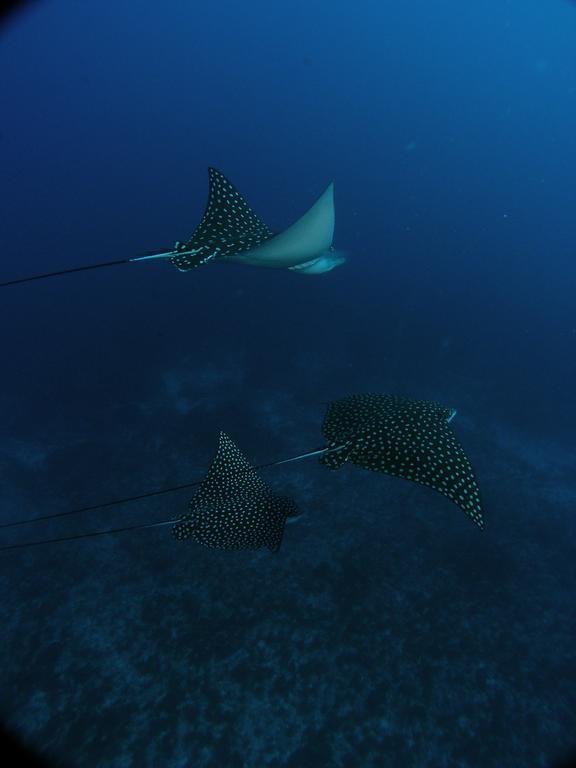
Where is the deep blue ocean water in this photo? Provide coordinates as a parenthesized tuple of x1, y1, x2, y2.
(0, 1, 575, 766)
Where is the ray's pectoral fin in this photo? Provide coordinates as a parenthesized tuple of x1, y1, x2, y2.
(232, 182, 339, 270)
(170, 168, 276, 272)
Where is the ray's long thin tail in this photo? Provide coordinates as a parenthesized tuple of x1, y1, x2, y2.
(0, 445, 332, 551)
(0, 249, 177, 288)
(252, 446, 331, 470)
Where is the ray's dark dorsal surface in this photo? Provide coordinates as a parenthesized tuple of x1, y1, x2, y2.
(0, 393, 484, 552)
(172, 432, 299, 551)
(320, 394, 484, 528)
(170, 168, 275, 270)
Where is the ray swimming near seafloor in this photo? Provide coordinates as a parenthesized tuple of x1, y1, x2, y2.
(172, 432, 299, 551)
(319, 393, 484, 528)
(0, 393, 484, 552)
(0, 168, 345, 288)
(0, 432, 310, 553)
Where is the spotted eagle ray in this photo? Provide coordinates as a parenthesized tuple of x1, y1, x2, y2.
(0, 168, 345, 288)
(0, 393, 483, 552)
(172, 431, 298, 551)
(0, 432, 300, 552)
(319, 393, 484, 528)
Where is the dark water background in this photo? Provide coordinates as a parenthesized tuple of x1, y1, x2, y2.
(1, 1, 575, 766)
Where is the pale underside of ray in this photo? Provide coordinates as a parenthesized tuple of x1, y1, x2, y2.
(228, 182, 338, 270)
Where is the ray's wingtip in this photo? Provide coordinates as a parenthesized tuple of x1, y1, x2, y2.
(473, 514, 485, 530)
